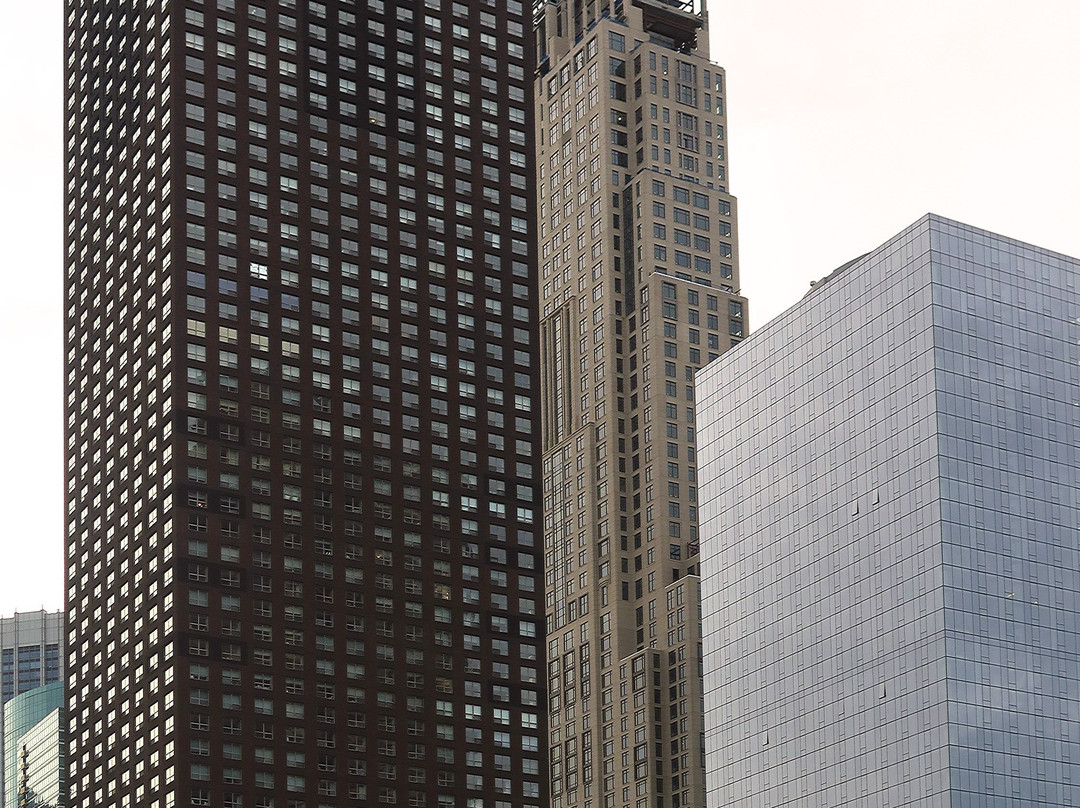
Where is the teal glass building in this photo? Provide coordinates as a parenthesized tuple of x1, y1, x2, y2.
(697, 215, 1080, 805)
(0, 613, 64, 808)
(15, 707, 65, 808)
(2, 682, 64, 808)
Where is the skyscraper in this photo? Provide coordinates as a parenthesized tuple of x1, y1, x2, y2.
(3, 682, 65, 808)
(0, 611, 64, 808)
(64, 3, 545, 808)
(14, 702, 66, 808)
(0, 613, 63, 705)
(697, 215, 1080, 805)
(532, 3, 747, 808)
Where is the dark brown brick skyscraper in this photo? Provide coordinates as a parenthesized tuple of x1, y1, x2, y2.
(63, 2, 545, 807)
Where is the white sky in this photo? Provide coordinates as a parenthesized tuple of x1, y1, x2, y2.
(0, 1, 1077, 616)
(715, 0, 1080, 325)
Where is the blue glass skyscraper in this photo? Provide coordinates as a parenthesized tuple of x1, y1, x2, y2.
(696, 215, 1080, 805)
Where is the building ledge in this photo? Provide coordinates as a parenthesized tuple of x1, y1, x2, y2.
(633, 0, 703, 50)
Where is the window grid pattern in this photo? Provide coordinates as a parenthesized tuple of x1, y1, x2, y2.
(533, 5, 747, 808)
(65, 2, 546, 808)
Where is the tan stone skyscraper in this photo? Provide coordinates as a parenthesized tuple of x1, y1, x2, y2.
(533, 3, 747, 808)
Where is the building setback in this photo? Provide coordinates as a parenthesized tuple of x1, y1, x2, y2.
(532, 2, 747, 808)
(64, 2, 546, 807)
(697, 215, 1080, 805)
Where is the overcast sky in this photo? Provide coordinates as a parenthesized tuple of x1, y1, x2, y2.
(0, 1, 1078, 616)
(718, 0, 1080, 324)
